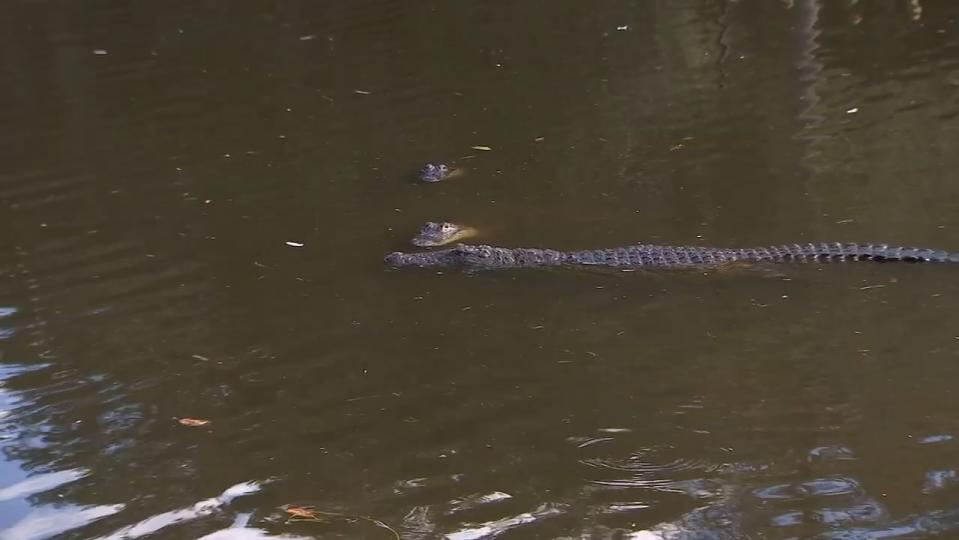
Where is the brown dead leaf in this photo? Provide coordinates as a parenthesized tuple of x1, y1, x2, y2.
(283, 505, 400, 539)
(177, 417, 211, 427)
(286, 506, 319, 519)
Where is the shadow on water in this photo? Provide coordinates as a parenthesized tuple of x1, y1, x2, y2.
(2, 0, 959, 538)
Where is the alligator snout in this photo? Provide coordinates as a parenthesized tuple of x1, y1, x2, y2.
(384, 252, 407, 267)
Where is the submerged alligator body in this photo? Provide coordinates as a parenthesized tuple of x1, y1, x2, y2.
(385, 242, 959, 270)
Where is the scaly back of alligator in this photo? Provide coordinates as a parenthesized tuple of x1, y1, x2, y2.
(384, 242, 959, 270)
(563, 243, 959, 266)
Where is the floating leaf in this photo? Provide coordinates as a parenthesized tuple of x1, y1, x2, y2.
(178, 418, 211, 427)
(283, 505, 400, 539)
(286, 506, 319, 519)
(471, 145, 492, 151)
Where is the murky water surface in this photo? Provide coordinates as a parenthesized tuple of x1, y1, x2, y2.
(2, 1, 959, 538)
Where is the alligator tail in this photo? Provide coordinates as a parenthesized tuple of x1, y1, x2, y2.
(771, 243, 959, 263)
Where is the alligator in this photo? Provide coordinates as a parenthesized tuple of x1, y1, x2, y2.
(385, 242, 959, 270)
(411, 221, 478, 247)
(418, 163, 463, 183)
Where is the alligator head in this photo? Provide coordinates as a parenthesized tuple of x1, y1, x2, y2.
(411, 221, 477, 247)
(385, 244, 502, 269)
(417, 163, 450, 183)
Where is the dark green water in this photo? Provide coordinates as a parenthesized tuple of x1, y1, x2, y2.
(2, 1, 959, 538)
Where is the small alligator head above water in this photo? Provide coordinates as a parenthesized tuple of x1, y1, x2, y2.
(411, 222, 478, 247)
(417, 163, 463, 183)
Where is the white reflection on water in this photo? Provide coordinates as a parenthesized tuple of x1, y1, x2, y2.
(0, 504, 125, 540)
(95, 480, 267, 540)
(0, 363, 122, 540)
(0, 468, 89, 503)
(444, 502, 566, 540)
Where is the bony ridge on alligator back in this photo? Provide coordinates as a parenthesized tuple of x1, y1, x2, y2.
(384, 242, 959, 270)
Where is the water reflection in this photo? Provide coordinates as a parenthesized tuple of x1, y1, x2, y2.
(574, 423, 931, 538)
(93, 481, 265, 540)
(2, 504, 124, 540)
(0, 364, 125, 539)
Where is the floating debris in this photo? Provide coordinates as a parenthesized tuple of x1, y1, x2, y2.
(283, 505, 399, 539)
(286, 506, 319, 519)
(577, 437, 614, 448)
(177, 418, 211, 427)
(354, 89, 371, 95)
(471, 146, 492, 151)
(597, 427, 632, 433)
(285, 241, 305, 247)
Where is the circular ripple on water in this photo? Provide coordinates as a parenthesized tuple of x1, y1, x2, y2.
(581, 455, 714, 476)
(579, 444, 715, 476)
(753, 476, 861, 502)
